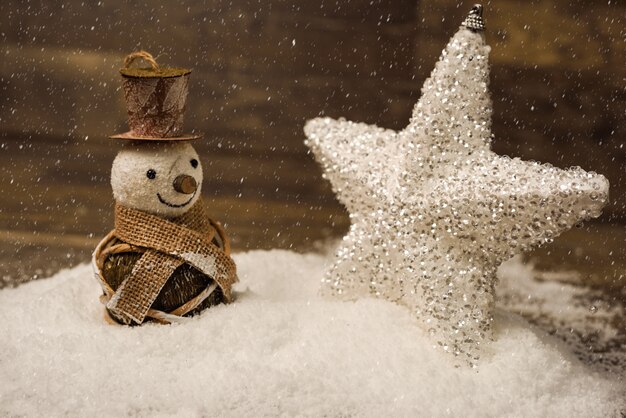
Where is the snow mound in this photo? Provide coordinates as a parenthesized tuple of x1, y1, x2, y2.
(0, 250, 623, 417)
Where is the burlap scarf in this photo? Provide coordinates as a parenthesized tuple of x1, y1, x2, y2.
(107, 201, 237, 324)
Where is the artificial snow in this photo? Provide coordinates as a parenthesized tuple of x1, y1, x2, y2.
(0, 250, 623, 417)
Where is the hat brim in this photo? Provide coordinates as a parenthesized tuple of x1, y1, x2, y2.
(109, 131, 202, 141)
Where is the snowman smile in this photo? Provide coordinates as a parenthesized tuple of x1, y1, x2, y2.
(157, 191, 196, 208)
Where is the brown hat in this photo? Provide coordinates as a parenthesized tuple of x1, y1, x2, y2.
(110, 51, 201, 141)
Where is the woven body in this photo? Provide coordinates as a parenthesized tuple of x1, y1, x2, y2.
(93, 201, 237, 325)
(102, 244, 224, 324)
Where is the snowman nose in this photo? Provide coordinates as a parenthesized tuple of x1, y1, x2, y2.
(173, 174, 197, 194)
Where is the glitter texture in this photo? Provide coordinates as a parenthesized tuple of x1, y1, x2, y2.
(304, 10, 609, 365)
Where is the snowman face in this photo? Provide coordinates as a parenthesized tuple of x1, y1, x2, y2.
(111, 142, 203, 218)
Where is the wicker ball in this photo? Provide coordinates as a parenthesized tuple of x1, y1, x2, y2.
(102, 246, 224, 325)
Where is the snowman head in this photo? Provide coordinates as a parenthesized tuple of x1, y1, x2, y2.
(111, 142, 203, 218)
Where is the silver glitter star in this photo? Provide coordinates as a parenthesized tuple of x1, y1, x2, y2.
(304, 6, 609, 365)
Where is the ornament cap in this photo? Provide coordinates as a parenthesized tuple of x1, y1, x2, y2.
(461, 4, 485, 32)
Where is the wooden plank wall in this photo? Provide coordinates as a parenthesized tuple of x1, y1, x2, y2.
(0, 0, 623, 254)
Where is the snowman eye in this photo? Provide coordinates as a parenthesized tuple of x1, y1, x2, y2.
(146, 169, 157, 180)
(190, 159, 198, 169)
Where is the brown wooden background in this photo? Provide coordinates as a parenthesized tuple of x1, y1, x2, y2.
(0, 0, 624, 291)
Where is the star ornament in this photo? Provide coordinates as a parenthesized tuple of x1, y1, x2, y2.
(304, 5, 609, 365)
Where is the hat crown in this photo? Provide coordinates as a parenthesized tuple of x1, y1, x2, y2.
(112, 51, 200, 141)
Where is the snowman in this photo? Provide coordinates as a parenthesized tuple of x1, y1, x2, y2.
(93, 52, 237, 325)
